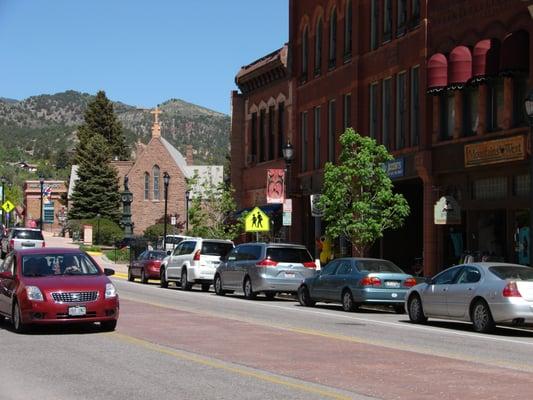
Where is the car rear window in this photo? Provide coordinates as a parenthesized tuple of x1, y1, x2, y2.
(202, 242, 233, 257)
(148, 251, 166, 260)
(13, 230, 44, 240)
(489, 266, 533, 281)
(266, 247, 313, 263)
(356, 260, 404, 273)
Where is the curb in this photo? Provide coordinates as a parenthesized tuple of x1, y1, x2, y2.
(86, 251, 103, 256)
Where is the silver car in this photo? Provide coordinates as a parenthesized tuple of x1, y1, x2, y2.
(405, 262, 533, 333)
(214, 243, 317, 299)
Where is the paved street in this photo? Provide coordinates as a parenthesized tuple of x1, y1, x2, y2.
(2, 262, 533, 399)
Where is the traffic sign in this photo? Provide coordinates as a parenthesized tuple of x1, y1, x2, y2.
(244, 207, 270, 232)
(282, 212, 292, 226)
(1, 200, 14, 213)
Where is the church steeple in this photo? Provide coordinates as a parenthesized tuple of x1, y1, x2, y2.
(151, 106, 162, 138)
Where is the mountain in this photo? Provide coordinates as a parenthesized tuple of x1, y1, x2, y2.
(0, 90, 230, 165)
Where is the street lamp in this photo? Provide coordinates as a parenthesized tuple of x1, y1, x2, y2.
(163, 172, 170, 251)
(96, 213, 101, 245)
(1, 177, 6, 227)
(282, 141, 294, 241)
(524, 90, 533, 266)
(185, 190, 190, 233)
(39, 177, 45, 232)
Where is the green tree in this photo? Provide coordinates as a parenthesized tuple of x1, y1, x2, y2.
(186, 175, 243, 240)
(320, 129, 410, 256)
(54, 147, 70, 170)
(78, 90, 129, 160)
(68, 133, 121, 222)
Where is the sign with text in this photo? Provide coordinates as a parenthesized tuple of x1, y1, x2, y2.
(266, 169, 285, 204)
(384, 158, 405, 179)
(282, 212, 292, 226)
(434, 196, 461, 225)
(310, 194, 324, 217)
(283, 199, 292, 213)
(465, 136, 526, 168)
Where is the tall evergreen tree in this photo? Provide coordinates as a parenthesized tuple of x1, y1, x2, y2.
(78, 90, 129, 160)
(69, 133, 121, 222)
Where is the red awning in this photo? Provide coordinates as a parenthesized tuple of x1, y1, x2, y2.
(473, 39, 500, 77)
(449, 46, 472, 84)
(501, 30, 529, 73)
(427, 53, 448, 89)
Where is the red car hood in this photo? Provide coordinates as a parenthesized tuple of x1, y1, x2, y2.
(22, 275, 112, 292)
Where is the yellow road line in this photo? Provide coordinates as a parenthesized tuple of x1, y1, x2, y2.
(109, 332, 354, 400)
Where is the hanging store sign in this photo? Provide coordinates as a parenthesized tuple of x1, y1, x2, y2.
(310, 194, 324, 217)
(384, 158, 405, 179)
(464, 136, 526, 168)
(266, 169, 285, 204)
(434, 196, 461, 225)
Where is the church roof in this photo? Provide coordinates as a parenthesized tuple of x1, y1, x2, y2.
(68, 165, 79, 199)
(160, 136, 192, 179)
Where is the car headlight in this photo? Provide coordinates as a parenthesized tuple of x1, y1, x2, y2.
(26, 286, 44, 301)
(105, 283, 117, 299)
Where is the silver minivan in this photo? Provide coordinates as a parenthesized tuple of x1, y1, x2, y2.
(214, 243, 317, 299)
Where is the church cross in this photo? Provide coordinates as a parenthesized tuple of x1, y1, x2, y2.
(151, 106, 162, 125)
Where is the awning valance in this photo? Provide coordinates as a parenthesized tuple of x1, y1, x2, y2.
(427, 53, 448, 91)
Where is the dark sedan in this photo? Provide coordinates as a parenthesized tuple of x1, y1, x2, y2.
(0, 248, 119, 333)
(128, 250, 167, 283)
(298, 258, 416, 313)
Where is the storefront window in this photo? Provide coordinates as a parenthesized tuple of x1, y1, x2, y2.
(513, 174, 530, 197)
(440, 92, 455, 140)
(463, 86, 479, 136)
(473, 177, 507, 200)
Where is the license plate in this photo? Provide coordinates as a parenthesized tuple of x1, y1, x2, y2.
(385, 281, 400, 288)
(22, 242, 35, 247)
(68, 306, 86, 316)
(284, 272, 295, 278)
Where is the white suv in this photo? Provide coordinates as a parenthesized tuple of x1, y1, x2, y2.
(160, 238, 234, 291)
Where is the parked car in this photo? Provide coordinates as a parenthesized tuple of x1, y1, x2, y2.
(405, 262, 533, 333)
(128, 250, 167, 283)
(1, 228, 45, 258)
(298, 258, 416, 313)
(158, 234, 195, 253)
(0, 247, 119, 332)
(161, 238, 234, 291)
(214, 242, 317, 299)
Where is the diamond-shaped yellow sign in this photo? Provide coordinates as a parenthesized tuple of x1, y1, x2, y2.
(2, 200, 15, 213)
(244, 207, 270, 232)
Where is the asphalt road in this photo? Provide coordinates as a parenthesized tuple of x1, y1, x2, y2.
(2, 275, 533, 400)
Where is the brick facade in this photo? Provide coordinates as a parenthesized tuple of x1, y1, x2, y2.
(24, 180, 67, 233)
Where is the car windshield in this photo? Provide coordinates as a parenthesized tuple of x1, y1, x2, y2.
(357, 260, 404, 273)
(201, 242, 233, 257)
(489, 266, 533, 281)
(22, 253, 101, 277)
(13, 230, 44, 240)
(266, 247, 313, 263)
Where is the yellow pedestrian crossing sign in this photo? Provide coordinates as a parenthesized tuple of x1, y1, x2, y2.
(2, 200, 14, 213)
(244, 207, 270, 232)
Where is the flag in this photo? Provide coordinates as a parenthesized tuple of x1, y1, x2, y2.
(43, 186, 52, 204)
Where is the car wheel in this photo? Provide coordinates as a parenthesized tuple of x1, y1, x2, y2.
(472, 299, 495, 333)
(141, 269, 148, 284)
(342, 290, 355, 312)
(127, 268, 134, 282)
(160, 268, 168, 288)
(297, 286, 315, 307)
(100, 320, 117, 332)
(243, 277, 256, 300)
(408, 295, 428, 323)
(12, 301, 26, 333)
(181, 269, 192, 291)
(201, 284, 210, 292)
(394, 305, 406, 314)
(214, 274, 225, 296)
(264, 292, 276, 300)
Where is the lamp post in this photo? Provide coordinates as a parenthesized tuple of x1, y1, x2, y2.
(163, 172, 170, 251)
(185, 190, 190, 233)
(1, 177, 6, 227)
(524, 90, 533, 266)
(39, 177, 45, 231)
(282, 141, 294, 241)
(96, 213, 101, 245)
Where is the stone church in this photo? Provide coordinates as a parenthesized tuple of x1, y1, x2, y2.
(69, 108, 223, 235)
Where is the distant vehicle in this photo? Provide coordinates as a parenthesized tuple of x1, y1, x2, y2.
(298, 258, 416, 313)
(157, 235, 195, 252)
(406, 262, 533, 333)
(128, 250, 167, 283)
(1, 228, 45, 258)
(0, 247, 119, 333)
(161, 238, 234, 291)
(214, 243, 317, 300)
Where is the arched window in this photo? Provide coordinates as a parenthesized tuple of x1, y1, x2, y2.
(144, 172, 150, 200)
(344, 0, 352, 56)
(152, 165, 160, 200)
(315, 17, 323, 75)
(302, 25, 309, 78)
(329, 7, 337, 68)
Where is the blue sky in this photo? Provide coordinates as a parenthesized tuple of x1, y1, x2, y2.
(0, 1, 288, 114)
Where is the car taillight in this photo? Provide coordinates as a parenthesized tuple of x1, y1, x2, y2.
(303, 261, 317, 269)
(193, 250, 201, 261)
(404, 278, 417, 287)
(360, 276, 382, 287)
(42, 242, 45, 247)
(256, 259, 278, 267)
(503, 281, 522, 297)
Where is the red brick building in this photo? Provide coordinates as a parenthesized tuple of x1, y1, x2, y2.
(24, 180, 67, 233)
(231, 0, 533, 273)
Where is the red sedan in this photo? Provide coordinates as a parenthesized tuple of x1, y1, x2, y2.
(0, 247, 119, 333)
(128, 250, 167, 283)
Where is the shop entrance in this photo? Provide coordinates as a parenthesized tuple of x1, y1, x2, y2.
(466, 209, 507, 262)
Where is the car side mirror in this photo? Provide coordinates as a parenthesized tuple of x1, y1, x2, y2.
(104, 268, 115, 276)
(0, 270, 13, 279)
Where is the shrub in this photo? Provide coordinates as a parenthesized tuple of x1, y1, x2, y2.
(66, 218, 123, 246)
(143, 223, 166, 243)
(104, 247, 130, 263)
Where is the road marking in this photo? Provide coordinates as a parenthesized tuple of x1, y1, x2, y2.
(109, 332, 360, 400)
